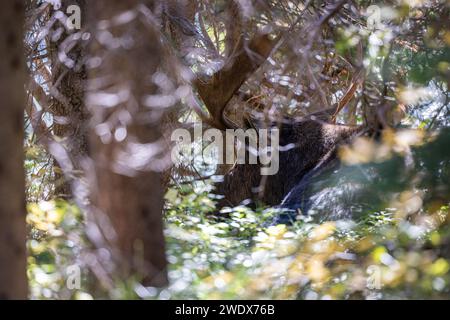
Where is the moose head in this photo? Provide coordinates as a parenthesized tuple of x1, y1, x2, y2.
(183, 29, 366, 221)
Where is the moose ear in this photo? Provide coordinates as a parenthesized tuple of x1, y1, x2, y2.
(222, 113, 241, 130)
(244, 115, 257, 130)
(244, 111, 273, 130)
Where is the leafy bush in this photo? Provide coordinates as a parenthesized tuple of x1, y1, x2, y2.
(26, 129, 450, 300)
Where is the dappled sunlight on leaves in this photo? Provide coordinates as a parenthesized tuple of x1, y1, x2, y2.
(161, 181, 450, 299)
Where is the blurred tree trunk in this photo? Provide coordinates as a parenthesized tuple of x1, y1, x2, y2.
(50, 0, 89, 198)
(86, 0, 168, 286)
(0, 1, 28, 299)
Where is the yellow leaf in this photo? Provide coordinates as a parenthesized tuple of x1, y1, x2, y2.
(427, 258, 450, 276)
(309, 222, 335, 241)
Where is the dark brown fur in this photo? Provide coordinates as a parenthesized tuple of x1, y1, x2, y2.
(215, 114, 360, 210)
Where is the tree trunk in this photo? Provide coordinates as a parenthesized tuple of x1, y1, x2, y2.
(0, 0, 28, 299)
(50, 0, 89, 199)
(86, 0, 168, 286)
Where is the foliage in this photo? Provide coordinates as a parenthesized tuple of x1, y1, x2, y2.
(21, 0, 450, 300)
(159, 182, 450, 299)
(26, 173, 450, 300)
(27, 200, 90, 300)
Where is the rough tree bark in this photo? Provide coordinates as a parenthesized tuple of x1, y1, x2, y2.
(50, 0, 89, 198)
(0, 0, 28, 299)
(86, 0, 168, 286)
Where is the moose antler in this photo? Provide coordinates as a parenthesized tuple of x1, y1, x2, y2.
(164, 0, 276, 129)
(194, 33, 275, 129)
(189, 0, 275, 129)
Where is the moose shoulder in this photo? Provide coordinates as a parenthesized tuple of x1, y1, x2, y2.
(214, 111, 362, 220)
